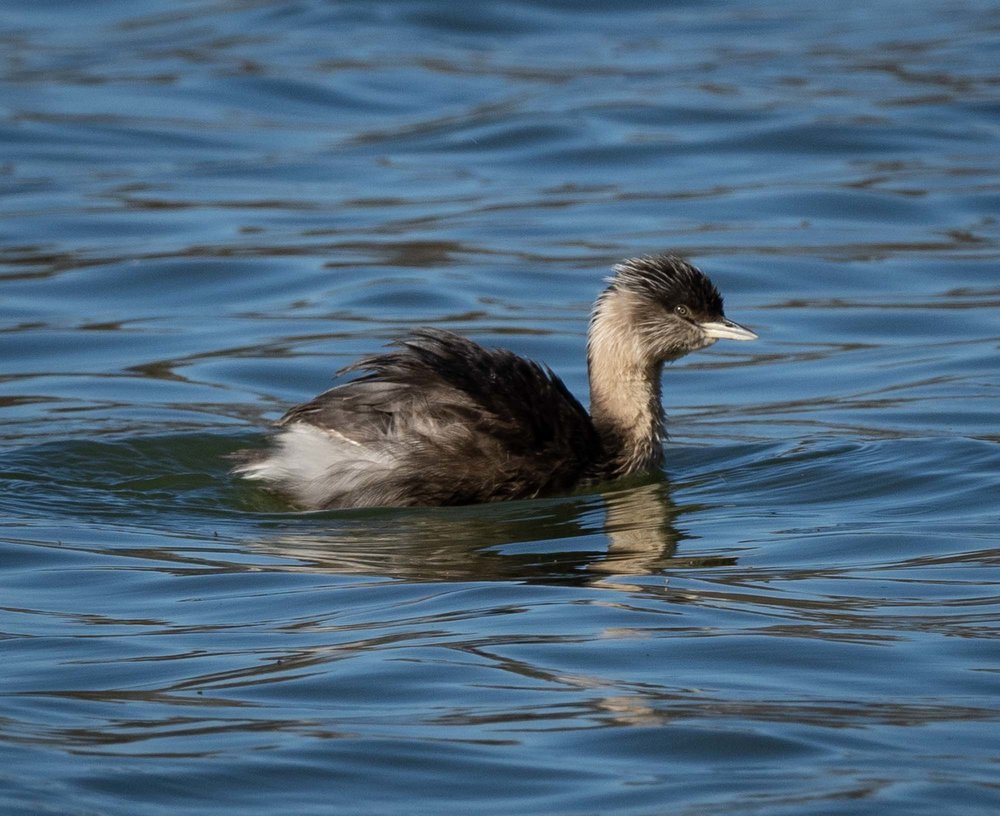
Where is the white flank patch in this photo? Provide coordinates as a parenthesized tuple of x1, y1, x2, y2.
(234, 423, 396, 508)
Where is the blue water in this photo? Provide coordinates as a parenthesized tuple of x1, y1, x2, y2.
(2, 1, 999, 814)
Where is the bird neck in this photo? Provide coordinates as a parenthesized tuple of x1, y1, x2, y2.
(587, 294, 666, 478)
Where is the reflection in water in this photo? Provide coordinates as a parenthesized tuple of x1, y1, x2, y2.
(242, 479, 720, 586)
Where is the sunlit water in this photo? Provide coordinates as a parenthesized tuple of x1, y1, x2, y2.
(2, 1, 999, 814)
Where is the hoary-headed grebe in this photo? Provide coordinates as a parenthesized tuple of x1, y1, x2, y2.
(233, 254, 757, 508)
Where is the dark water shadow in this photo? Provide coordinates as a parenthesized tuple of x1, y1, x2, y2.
(0, 432, 740, 587)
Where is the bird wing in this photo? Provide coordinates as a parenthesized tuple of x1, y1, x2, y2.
(278, 328, 603, 504)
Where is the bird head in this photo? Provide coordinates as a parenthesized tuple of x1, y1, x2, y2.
(601, 254, 757, 363)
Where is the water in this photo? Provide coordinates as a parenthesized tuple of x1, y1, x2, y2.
(2, 1, 999, 813)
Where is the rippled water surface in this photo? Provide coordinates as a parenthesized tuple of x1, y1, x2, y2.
(2, 1, 999, 814)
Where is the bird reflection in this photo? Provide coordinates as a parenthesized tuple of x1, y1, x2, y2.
(237, 477, 734, 587)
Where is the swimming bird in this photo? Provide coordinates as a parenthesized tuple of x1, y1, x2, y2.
(233, 254, 757, 509)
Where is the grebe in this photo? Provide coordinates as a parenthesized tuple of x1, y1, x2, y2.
(233, 254, 757, 508)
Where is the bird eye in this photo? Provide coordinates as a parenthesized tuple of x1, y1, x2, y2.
(674, 305, 690, 318)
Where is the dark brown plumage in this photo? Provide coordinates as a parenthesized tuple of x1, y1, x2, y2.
(233, 254, 756, 508)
